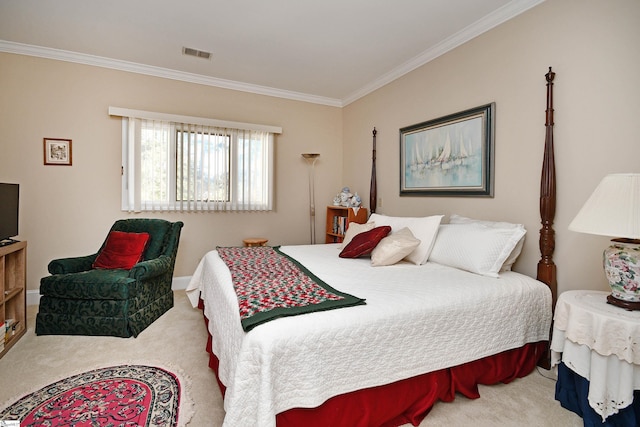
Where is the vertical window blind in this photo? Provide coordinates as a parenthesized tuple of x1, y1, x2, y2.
(110, 107, 281, 213)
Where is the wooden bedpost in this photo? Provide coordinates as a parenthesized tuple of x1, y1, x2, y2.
(538, 67, 558, 305)
(537, 67, 558, 369)
(370, 127, 377, 214)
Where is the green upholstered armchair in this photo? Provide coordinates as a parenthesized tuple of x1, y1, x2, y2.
(36, 219, 184, 337)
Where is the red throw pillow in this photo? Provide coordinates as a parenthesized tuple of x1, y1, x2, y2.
(339, 226, 391, 258)
(92, 231, 150, 270)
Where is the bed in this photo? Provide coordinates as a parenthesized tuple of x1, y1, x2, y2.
(186, 68, 559, 427)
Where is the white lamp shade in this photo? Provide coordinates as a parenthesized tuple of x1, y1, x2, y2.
(568, 173, 640, 239)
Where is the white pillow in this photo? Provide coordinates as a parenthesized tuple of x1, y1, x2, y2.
(339, 221, 376, 249)
(429, 222, 527, 278)
(449, 214, 526, 271)
(371, 227, 421, 267)
(368, 213, 443, 265)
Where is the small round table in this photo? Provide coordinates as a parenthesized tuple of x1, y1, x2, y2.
(551, 290, 640, 421)
(243, 238, 268, 247)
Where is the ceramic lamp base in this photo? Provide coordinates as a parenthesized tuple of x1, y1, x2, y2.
(604, 238, 640, 310)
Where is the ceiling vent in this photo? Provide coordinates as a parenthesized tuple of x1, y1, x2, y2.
(182, 47, 212, 60)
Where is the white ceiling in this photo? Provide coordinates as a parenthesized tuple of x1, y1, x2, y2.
(0, 0, 543, 106)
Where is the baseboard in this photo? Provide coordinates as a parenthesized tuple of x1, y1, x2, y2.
(172, 276, 191, 290)
(27, 290, 40, 306)
(26, 275, 193, 306)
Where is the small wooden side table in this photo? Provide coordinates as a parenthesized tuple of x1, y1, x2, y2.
(243, 238, 268, 247)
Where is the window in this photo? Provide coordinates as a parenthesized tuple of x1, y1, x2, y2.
(175, 129, 230, 203)
(110, 107, 281, 212)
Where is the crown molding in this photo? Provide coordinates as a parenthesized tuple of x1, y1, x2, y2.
(0, 40, 343, 108)
(1, 0, 543, 109)
(342, 0, 545, 106)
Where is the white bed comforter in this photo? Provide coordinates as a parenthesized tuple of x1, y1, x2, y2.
(186, 244, 552, 427)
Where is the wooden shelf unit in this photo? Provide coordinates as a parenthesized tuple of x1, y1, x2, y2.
(1, 240, 27, 359)
(325, 206, 368, 243)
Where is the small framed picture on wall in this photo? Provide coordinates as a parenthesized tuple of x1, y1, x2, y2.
(43, 138, 72, 166)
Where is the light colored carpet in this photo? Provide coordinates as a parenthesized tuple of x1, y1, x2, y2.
(0, 291, 582, 426)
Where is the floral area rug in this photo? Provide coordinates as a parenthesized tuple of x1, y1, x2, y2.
(0, 365, 183, 426)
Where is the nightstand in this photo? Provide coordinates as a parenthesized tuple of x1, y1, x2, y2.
(550, 290, 640, 423)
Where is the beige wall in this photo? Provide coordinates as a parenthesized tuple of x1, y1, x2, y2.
(2, 0, 639, 297)
(0, 54, 343, 291)
(343, 0, 640, 294)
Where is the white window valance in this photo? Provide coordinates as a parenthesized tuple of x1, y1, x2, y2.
(108, 107, 282, 134)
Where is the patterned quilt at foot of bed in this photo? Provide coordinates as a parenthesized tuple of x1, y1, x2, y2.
(216, 246, 366, 331)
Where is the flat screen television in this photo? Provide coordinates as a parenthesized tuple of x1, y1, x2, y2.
(0, 183, 19, 245)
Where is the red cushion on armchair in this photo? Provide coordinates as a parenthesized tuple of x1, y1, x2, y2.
(92, 231, 150, 270)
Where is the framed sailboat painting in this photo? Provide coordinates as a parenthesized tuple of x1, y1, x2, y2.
(400, 103, 495, 197)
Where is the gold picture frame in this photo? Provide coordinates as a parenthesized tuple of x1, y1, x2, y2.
(43, 138, 72, 166)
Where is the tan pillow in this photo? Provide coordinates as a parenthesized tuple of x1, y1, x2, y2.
(339, 221, 376, 249)
(371, 227, 421, 266)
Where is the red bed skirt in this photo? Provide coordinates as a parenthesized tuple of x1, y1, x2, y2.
(201, 303, 547, 427)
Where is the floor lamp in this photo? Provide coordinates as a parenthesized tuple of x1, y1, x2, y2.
(302, 153, 320, 244)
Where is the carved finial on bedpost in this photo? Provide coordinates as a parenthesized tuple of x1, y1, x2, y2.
(370, 127, 377, 214)
(546, 66, 555, 81)
(538, 67, 557, 370)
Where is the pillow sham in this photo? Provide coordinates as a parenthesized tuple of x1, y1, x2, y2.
(367, 213, 443, 265)
(371, 227, 421, 267)
(93, 231, 150, 270)
(429, 222, 526, 277)
(339, 226, 391, 258)
(449, 214, 526, 271)
(339, 221, 376, 249)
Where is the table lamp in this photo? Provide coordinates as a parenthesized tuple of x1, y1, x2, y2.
(568, 173, 640, 310)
